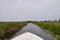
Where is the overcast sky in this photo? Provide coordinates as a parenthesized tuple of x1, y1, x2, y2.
(0, 0, 60, 21)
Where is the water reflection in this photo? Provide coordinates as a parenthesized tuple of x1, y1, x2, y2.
(11, 23, 55, 40)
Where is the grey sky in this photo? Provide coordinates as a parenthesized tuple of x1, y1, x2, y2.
(0, 0, 60, 21)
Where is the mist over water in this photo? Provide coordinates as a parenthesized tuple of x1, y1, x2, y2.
(0, 0, 60, 21)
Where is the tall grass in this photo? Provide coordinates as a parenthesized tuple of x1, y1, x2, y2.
(33, 21, 60, 40)
(0, 22, 28, 40)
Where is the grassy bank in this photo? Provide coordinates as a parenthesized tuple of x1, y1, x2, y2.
(0, 22, 28, 40)
(33, 21, 60, 40)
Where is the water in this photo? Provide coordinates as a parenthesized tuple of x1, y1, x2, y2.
(10, 23, 56, 40)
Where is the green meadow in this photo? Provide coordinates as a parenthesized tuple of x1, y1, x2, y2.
(0, 21, 60, 40)
(0, 22, 28, 40)
(33, 21, 60, 40)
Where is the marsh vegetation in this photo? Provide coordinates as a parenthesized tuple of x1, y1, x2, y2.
(0, 22, 28, 40)
(33, 21, 60, 40)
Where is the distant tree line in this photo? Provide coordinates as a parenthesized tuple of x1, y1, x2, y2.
(45, 19, 60, 22)
(25, 19, 60, 22)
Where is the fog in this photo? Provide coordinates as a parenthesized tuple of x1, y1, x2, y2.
(0, 0, 60, 21)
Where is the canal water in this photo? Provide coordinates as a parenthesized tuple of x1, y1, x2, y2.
(10, 23, 56, 40)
